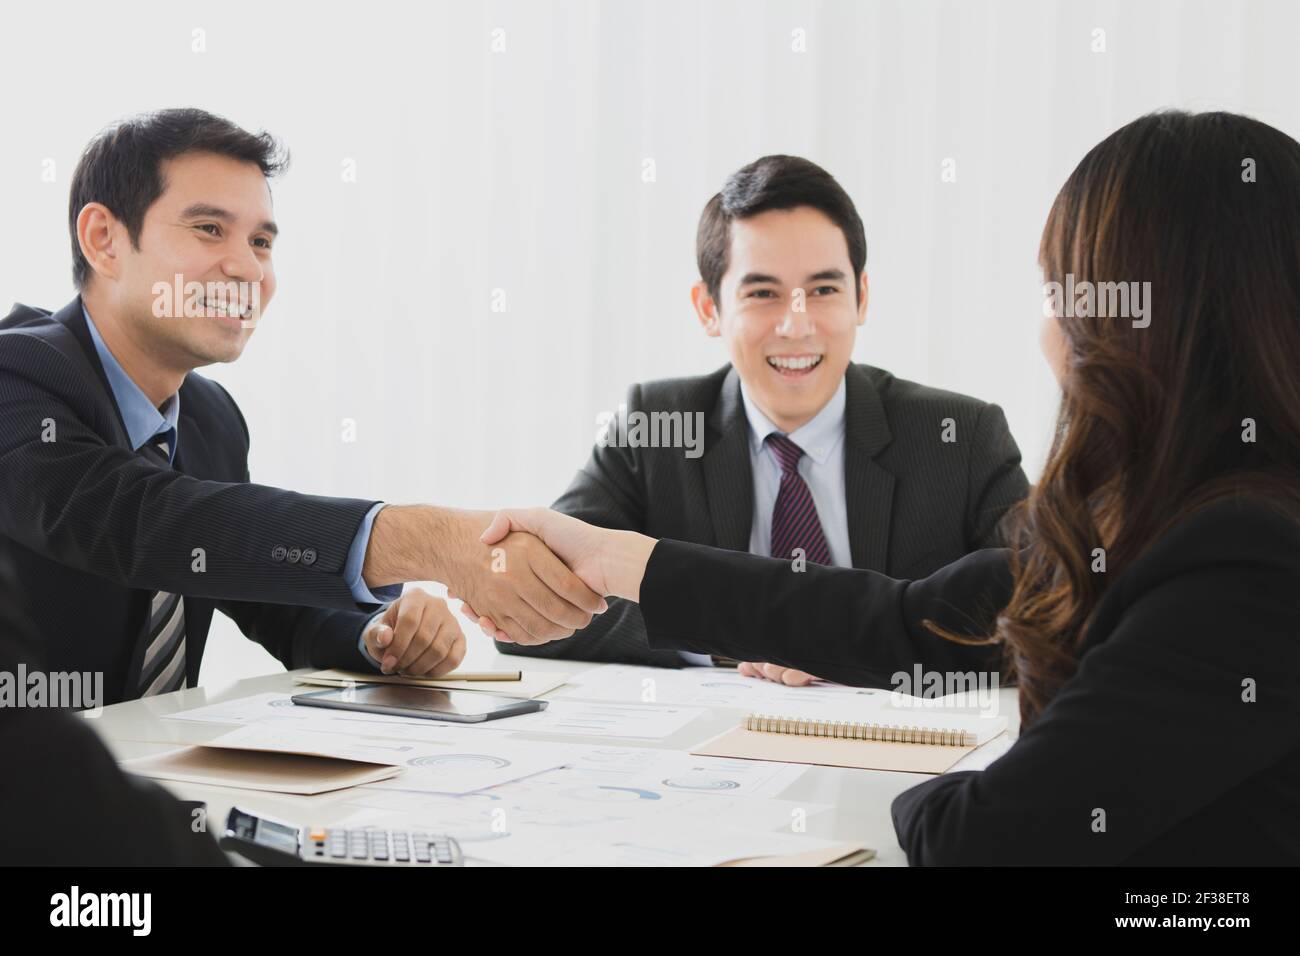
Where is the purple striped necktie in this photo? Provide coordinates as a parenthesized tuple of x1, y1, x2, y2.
(766, 432, 832, 566)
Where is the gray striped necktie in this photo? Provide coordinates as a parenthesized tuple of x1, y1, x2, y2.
(136, 431, 187, 697)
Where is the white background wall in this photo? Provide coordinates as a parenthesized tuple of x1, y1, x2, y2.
(4, 0, 1298, 688)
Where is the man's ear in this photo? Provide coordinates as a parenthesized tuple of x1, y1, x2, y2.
(856, 270, 869, 326)
(691, 281, 722, 337)
(77, 203, 125, 283)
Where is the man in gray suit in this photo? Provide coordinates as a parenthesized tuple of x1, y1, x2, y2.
(480, 155, 1028, 684)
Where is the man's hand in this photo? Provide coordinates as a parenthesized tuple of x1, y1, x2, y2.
(363, 589, 466, 677)
(736, 661, 817, 686)
(363, 506, 607, 645)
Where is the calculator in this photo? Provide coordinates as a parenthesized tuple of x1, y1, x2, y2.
(220, 807, 464, 867)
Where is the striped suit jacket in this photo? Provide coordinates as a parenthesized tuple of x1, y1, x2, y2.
(497, 362, 1030, 672)
(0, 297, 382, 704)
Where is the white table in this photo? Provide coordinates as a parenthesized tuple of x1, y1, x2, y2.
(82, 646, 1020, 866)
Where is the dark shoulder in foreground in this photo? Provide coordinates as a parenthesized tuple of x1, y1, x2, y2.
(1118, 494, 1300, 595)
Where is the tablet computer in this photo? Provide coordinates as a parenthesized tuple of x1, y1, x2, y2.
(291, 684, 546, 723)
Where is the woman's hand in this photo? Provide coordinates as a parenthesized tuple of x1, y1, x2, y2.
(482, 509, 612, 595)
(450, 508, 655, 643)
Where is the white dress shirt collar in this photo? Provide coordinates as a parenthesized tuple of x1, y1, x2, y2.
(739, 374, 847, 464)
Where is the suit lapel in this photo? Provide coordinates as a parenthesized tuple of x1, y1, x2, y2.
(843, 364, 895, 571)
(703, 367, 755, 552)
(172, 397, 196, 475)
(52, 297, 133, 450)
(53, 298, 185, 692)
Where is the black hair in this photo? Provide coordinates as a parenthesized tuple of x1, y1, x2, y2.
(696, 154, 866, 307)
(68, 108, 287, 288)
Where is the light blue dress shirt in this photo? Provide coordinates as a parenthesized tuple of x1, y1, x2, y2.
(679, 376, 852, 666)
(84, 306, 181, 463)
(83, 307, 393, 665)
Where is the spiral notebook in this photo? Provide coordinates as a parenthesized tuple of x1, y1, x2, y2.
(691, 704, 1008, 775)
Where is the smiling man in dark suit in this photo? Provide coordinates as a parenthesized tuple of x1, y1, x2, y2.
(0, 109, 605, 705)
(485, 155, 1029, 684)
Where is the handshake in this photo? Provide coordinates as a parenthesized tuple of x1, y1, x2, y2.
(354, 505, 620, 680)
(356, 505, 816, 687)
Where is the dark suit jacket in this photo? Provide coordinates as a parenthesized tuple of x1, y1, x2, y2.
(498, 362, 1028, 670)
(0, 297, 382, 705)
(637, 498, 1300, 865)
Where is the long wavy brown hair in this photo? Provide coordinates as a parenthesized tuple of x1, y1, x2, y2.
(982, 111, 1300, 726)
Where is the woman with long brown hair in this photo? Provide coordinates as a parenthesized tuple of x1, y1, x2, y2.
(470, 111, 1300, 865)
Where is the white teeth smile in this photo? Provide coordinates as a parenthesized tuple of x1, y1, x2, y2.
(767, 355, 823, 371)
(197, 297, 251, 320)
